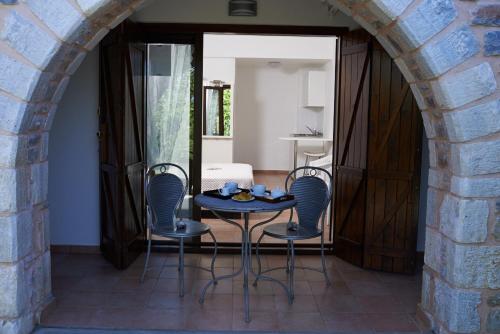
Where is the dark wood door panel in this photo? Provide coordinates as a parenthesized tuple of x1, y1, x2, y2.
(99, 22, 146, 269)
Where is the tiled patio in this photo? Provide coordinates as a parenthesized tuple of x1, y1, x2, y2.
(42, 252, 424, 332)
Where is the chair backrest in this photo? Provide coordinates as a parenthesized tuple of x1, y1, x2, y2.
(146, 163, 188, 230)
(285, 166, 333, 230)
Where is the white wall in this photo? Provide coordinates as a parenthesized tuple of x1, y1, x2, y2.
(202, 137, 233, 163)
(132, 0, 358, 28)
(234, 60, 301, 171)
(49, 48, 100, 246)
(204, 34, 336, 60)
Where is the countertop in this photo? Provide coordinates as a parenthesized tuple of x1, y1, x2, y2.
(279, 136, 333, 141)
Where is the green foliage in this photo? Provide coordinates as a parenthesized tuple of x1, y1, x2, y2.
(223, 88, 231, 136)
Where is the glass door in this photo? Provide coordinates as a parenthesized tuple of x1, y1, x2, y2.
(146, 42, 199, 220)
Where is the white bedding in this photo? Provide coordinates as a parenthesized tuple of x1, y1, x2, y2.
(202, 163, 254, 192)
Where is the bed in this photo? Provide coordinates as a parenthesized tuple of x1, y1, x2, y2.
(202, 163, 254, 192)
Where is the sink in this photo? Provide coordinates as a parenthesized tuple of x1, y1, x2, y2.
(291, 133, 322, 137)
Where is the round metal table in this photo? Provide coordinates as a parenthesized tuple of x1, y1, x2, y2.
(195, 194, 297, 322)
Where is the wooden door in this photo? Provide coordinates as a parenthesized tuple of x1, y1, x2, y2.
(99, 23, 146, 269)
(333, 31, 372, 266)
(363, 42, 422, 273)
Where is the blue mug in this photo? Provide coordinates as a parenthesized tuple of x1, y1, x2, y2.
(250, 184, 266, 196)
(219, 187, 231, 196)
(271, 187, 286, 199)
(225, 182, 238, 193)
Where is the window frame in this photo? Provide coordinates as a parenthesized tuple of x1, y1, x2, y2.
(203, 84, 231, 136)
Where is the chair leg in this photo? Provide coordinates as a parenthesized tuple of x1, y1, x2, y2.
(289, 240, 295, 302)
(141, 237, 152, 283)
(286, 241, 291, 273)
(179, 238, 185, 297)
(208, 230, 218, 284)
(252, 233, 265, 286)
(320, 234, 331, 286)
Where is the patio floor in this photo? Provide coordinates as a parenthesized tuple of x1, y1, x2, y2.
(42, 252, 424, 332)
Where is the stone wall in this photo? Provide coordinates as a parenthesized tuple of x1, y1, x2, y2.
(0, 0, 497, 333)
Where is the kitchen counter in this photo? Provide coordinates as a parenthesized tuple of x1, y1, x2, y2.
(279, 136, 333, 170)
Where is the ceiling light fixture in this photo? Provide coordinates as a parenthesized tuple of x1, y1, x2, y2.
(229, 0, 257, 16)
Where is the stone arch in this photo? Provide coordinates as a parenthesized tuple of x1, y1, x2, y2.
(0, 1, 497, 333)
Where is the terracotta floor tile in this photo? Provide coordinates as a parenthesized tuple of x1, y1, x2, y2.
(277, 311, 326, 332)
(51, 276, 85, 293)
(184, 309, 233, 330)
(200, 254, 234, 268)
(232, 311, 280, 331)
(365, 313, 420, 332)
(309, 280, 351, 296)
(112, 277, 157, 292)
(136, 308, 187, 330)
(275, 294, 319, 313)
(160, 266, 197, 279)
(105, 291, 151, 309)
(87, 307, 149, 329)
(197, 266, 233, 280)
(233, 294, 276, 312)
(273, 280, 313, 296)
(41, 306, 97, 328)
(356, 295, 406, 313)
(321, 313, 373, 331)
(193, 278, 233, 295)
(74, 275, 121, 292)
(56, 291, 110, 308)
(147, 292, 194, 309)
(314, 293, 360, 313)
(341, 269, 380, 282)
(191, 293, 234, 312)
(347, 280, 393, 296)
(233, 279, 274, 295)
(154, 278, 185, 293)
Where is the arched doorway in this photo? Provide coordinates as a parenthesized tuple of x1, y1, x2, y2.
(0, 1, 497, 333)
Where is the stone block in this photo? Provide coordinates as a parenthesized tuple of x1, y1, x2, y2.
(365, 0, 412, 25)
(0, 135, 18, 168)
(326, 0, 353, 16)
(409, 83, 428, 110)
(451, 139, 500, 176)
(84, 27, 108, 51)
(488, 293, 500, 307)
(25, 0, 85, 40)
(472, 5, 500, 27)
(352, 14, 378, 36)
(0, 168, 30, 213)
(494, 221, 500, 241)
(0, 11, 60, 69)
(432, 62, 497, 110)
(391, 0, 457, 50)
(443, 99, 500, 142)
(421, 269, 432, 310)
(429, 140, 449, 169)
(0, 313, 34, 334)
(51, 76, 70, 104)
(394, 57, 416, 83)
(434, 278, 481, 333)
(451, 244, 500, 289)
(424, 228, 442, 271)
(0, 94, 28, 134)
(31, 162, 48, 205)
(376, 34, 400, 58)
(425, 188, 441, 226)
(439, 194, 489, 243)
(0, 0, 18, 4)
(484, 31, 500, 56)
(0, 54, 40, 101)
(75, 0, 113, 16)
(428, 168, 451, 190)
(0, 263, 27, 318)
(416, 26, 479, 79)
(108, 8, 132, 29)
(451, 175, 500, 197)
(488, 310, 500, 333)
(0, 211, 32, 262)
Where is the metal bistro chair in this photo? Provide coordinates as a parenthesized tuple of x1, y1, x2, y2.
(142, 163, 218, 297)
(253, 166, 333, 301)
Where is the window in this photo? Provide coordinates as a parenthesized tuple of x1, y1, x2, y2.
(203, 85, 231, 136)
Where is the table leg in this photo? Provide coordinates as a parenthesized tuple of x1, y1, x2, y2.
(293, 140, 298, 171)
(243, 212, 250, 323)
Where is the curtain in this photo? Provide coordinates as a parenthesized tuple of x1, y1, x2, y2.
(205, 88, 219, 135)
(147, 44, 193, 175)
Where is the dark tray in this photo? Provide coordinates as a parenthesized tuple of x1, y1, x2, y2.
(254, 191, 295, 203)
(203, 188, 249, 200)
